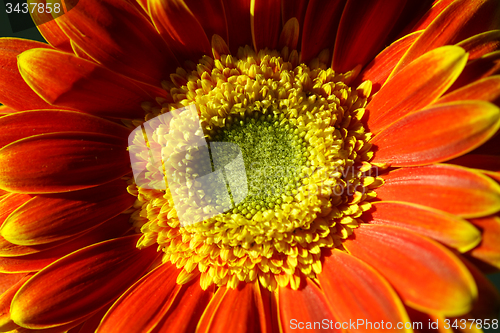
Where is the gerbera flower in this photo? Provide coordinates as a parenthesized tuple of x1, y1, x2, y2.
(1, 0, 500, 332)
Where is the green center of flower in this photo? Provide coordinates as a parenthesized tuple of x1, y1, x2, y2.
(210, 114, 306, 217)
(127, 46, 383, 291)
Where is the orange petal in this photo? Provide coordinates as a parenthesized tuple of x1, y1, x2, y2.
(408, 0, 455, 33)
(0, 38, 56, 111)
(1, 179, 134, 246)
(148, 0, 211, 62)
(375, 164, 500, 218)
(457, 30, 500, 60)
(448, 51, 500, 92)
(366, 45, 468, 134)
(344, 224, 477, 316)
(366, 201, 481, 252)
(29, 1, 72, 52)
(279, 18, 299, 50)
(0, 272, 27, 294)
(467, 215, 500, 271)
(0, 193, 33, 226)
(299, 0, 346, 64)
(221, 0, 253, 54)
(371, 101, 500, 166)
(319, 249, 411, 333)
(437, 75, 500, 106)
(356, 31, 422, 94)
(0, 132, 130, 193)
(0, 235, 66, 258)
(251, 0, 281, 51)
(149, 277, 213, 333)
(332, 0, 406, 73)
(184, 0, 228, 42)
(17, 49, 155, 119)
(10, 235, 158, 329)
(278, 279, 341, 333)
(0, 214, 132, 273)
(197, 282, 270, 333)
(56, 0, 177, 85)
(97, 263, 181, 333)
(0, 110, 131, 149)
(0, 105, 16, 115)
(390, 0, 498, 78)
(0, 273, 31, 332)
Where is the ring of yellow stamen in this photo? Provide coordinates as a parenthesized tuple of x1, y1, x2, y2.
(128, 45, 383, 291)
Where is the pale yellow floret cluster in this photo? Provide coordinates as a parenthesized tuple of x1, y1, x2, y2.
(127, 46, 383, 291)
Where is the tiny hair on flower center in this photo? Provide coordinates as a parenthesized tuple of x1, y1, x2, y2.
(127, 45, 383, 291)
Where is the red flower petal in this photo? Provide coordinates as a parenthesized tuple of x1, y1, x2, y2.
(319, 249, 411, 333)
(10, 235, 158, 329)
(97, 263, 181, 332)
(366, 46, 468, 134)
(344, 224, 477, 316)
(0, 235, 66, 258)
(0, 110, 131, 149)
(17, 49, 156, 119)
(251, 0, 281, 51)
(332, 0, 406, 73)
(0, 193, 32, 225)
(375, 164, 500, 218)
(184, 0, 228, 42)
(371, 101, 500, 166)
(391, 0, 498, 77)
(30, 1, 72, 52)
(278, 279, 341, 333)
(0, 214, 132, 273)
(197, 282, 270, 333)
(366, 201, 481, 252)
(388, 0, 434, 40)
(148, 0, 211, 62)
(0, 105, 15, 115)
(0, 132, 130, 193)
(408, 0, 455, 33)
(0, 273, 31, 332)
(457, 30, 500, 60)
(299, 0, 346, 64)
(437, 75, 500, 106)
(56, 0, 178, 85)
(148, 278, 213, 333)
(356, 31, 422, 94)
(76, 305, 112, 333)
(448, 51, 500, 92)
(468, 215, 500, 271)
(1, 179, 134, 246)
(0, 38, 56, 111)
(221, 0, 253, 54)
(279, 18, 299, 50)
(281, 0, 309, 45)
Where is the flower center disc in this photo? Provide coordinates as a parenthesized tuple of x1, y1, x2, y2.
(212, 115, 307, 217)
(128, 46, 382, 290)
